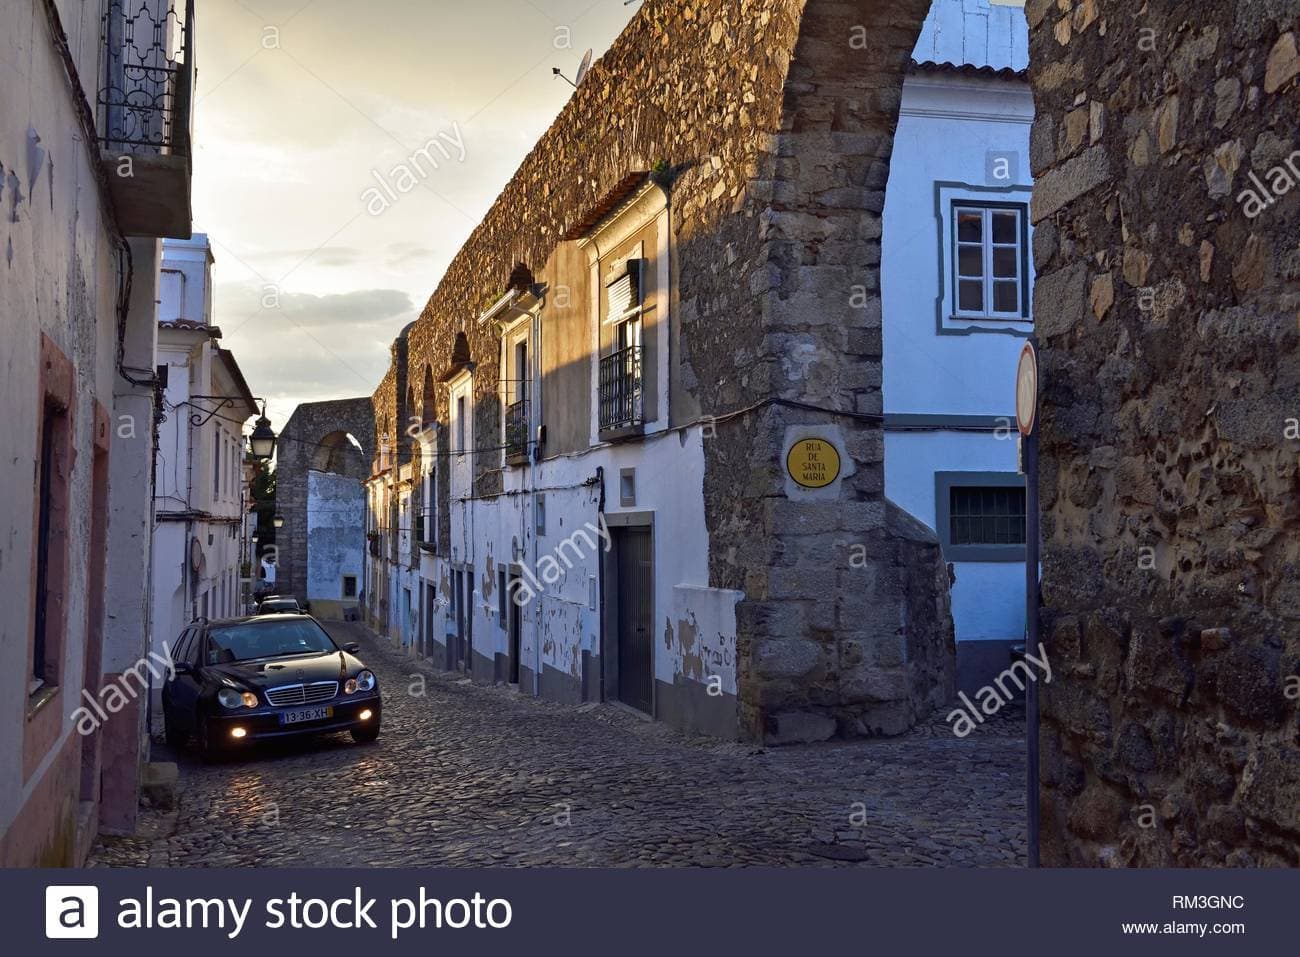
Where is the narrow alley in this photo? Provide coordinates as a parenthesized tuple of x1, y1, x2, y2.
(91, 623, 1025, 869)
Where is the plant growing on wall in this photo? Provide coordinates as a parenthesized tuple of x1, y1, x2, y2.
(250, 460, 276, 554)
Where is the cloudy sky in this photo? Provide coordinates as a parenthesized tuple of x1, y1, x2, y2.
(194, 0, 638, 430)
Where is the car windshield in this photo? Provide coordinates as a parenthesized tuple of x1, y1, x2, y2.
(205, 620, 336, 664)
(261, 600, 298, 611)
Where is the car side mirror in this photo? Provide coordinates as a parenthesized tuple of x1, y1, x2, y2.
(172, 661, 193, 676)
(343, 642, 360, 653)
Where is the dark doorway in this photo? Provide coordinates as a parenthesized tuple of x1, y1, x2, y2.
(466, 570, 475, 674)
(453, 568, 465, 670)
(614, 526, 654, 715)
(424, 582, 436, 661)
(507, 567, 522, 685)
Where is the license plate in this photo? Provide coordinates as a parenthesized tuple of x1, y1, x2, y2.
(280, 706, 332, 725)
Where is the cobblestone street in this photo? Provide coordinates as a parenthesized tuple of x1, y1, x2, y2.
(91, 623, 1026, 868)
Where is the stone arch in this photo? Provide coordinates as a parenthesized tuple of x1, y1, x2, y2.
(420, 364, 436, 427)
(273, 398, 375, 608)
(722, 0, 941, 745)
(310, 430, 367, 480)
(755, 0, 1300, 867)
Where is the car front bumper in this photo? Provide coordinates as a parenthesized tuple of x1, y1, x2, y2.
(206, 694, 382, 745)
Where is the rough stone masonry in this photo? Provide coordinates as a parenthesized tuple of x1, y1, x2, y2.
(1027, 0, 1300, 866)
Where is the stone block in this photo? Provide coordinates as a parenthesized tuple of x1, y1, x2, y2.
(766, 710, 837, 745)
(140, 762, 179, 810)
(753, 637, 824, 680)
(1031, 145, 1110, 222)
(1239, 746, 1300, 835)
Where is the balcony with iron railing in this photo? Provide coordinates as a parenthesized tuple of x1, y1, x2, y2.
(97, 0, 195, 238)
(598, 346, 643, 437)
(505, 395, 531, 465)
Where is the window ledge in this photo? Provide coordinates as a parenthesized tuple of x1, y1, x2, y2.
(598, 423, 645, 443)
(949, 315, 1033, 324)
(942, 544, 1027, 563)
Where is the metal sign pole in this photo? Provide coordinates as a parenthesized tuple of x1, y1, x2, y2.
(1015, 338, 1041, 869)
(1025, 417, 1040, 868)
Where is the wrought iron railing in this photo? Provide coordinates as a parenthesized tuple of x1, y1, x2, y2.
(98, 0, 195, 155)
(505, 398, 530, 460)
(598, 346, 643, 432)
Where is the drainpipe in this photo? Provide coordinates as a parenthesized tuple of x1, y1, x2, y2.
(530, 298, 543, 696)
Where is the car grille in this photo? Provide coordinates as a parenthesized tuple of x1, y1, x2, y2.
(265, 681, 338, 707)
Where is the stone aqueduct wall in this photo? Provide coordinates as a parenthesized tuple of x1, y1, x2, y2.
(1028, 0, 1300, 865)
(371, 0, 955, 743)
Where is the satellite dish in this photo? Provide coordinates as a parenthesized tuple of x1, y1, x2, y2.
(575, 49, 593, 87)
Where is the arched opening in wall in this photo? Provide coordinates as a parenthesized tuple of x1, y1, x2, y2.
(421, 364, 436, 427)
(877, 0, 1034, 711)
(311, 431, 366, 477)
(727, 0, 1038, 857)
(378, 417, 391, 472)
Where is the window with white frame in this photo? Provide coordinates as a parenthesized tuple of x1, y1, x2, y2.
(951, 203, 1029, 320)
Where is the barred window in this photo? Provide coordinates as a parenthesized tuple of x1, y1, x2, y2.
(950, 486, 1026, 546)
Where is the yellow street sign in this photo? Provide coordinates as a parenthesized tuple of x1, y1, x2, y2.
(786, 438, 841, 490)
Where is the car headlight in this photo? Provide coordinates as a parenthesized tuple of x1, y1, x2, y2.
(355, 670, 376, 692)
(217, 688, 259, 709)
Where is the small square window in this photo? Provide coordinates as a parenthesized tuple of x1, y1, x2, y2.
(535, 494, 546, 536)
(498, 569, 507, 626)
(619, 468, 636, 508)
(936, 472, 1027, 562)
(342, 575, 358, 598)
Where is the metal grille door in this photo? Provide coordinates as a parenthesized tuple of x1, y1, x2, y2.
(616, 527, 654, 714)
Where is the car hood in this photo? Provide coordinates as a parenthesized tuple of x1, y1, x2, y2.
(207, 651, 365, 689)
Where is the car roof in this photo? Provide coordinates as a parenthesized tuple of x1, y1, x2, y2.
(197, 613, 315, 629)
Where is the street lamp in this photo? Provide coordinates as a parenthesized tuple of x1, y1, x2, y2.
(249, 402, 277, 460)
(273, 512, 285, 529)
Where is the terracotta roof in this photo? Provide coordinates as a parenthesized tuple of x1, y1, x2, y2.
(214, 347, 259, 415)
(561, 172, 651, 241)
(159, 319, 223, 337)
(910, 59, 1028, 81)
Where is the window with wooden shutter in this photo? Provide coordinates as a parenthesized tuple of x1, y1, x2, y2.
(605, 256, 642, 322)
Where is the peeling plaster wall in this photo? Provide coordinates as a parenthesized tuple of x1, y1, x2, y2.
(306, 470, 365, 608)
(0, 0, 150, 862)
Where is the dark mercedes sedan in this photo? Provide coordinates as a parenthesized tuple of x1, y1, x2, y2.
(161, 614, 382, 758)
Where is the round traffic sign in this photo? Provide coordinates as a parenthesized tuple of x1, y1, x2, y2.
(1016, 341, 1038, 437)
